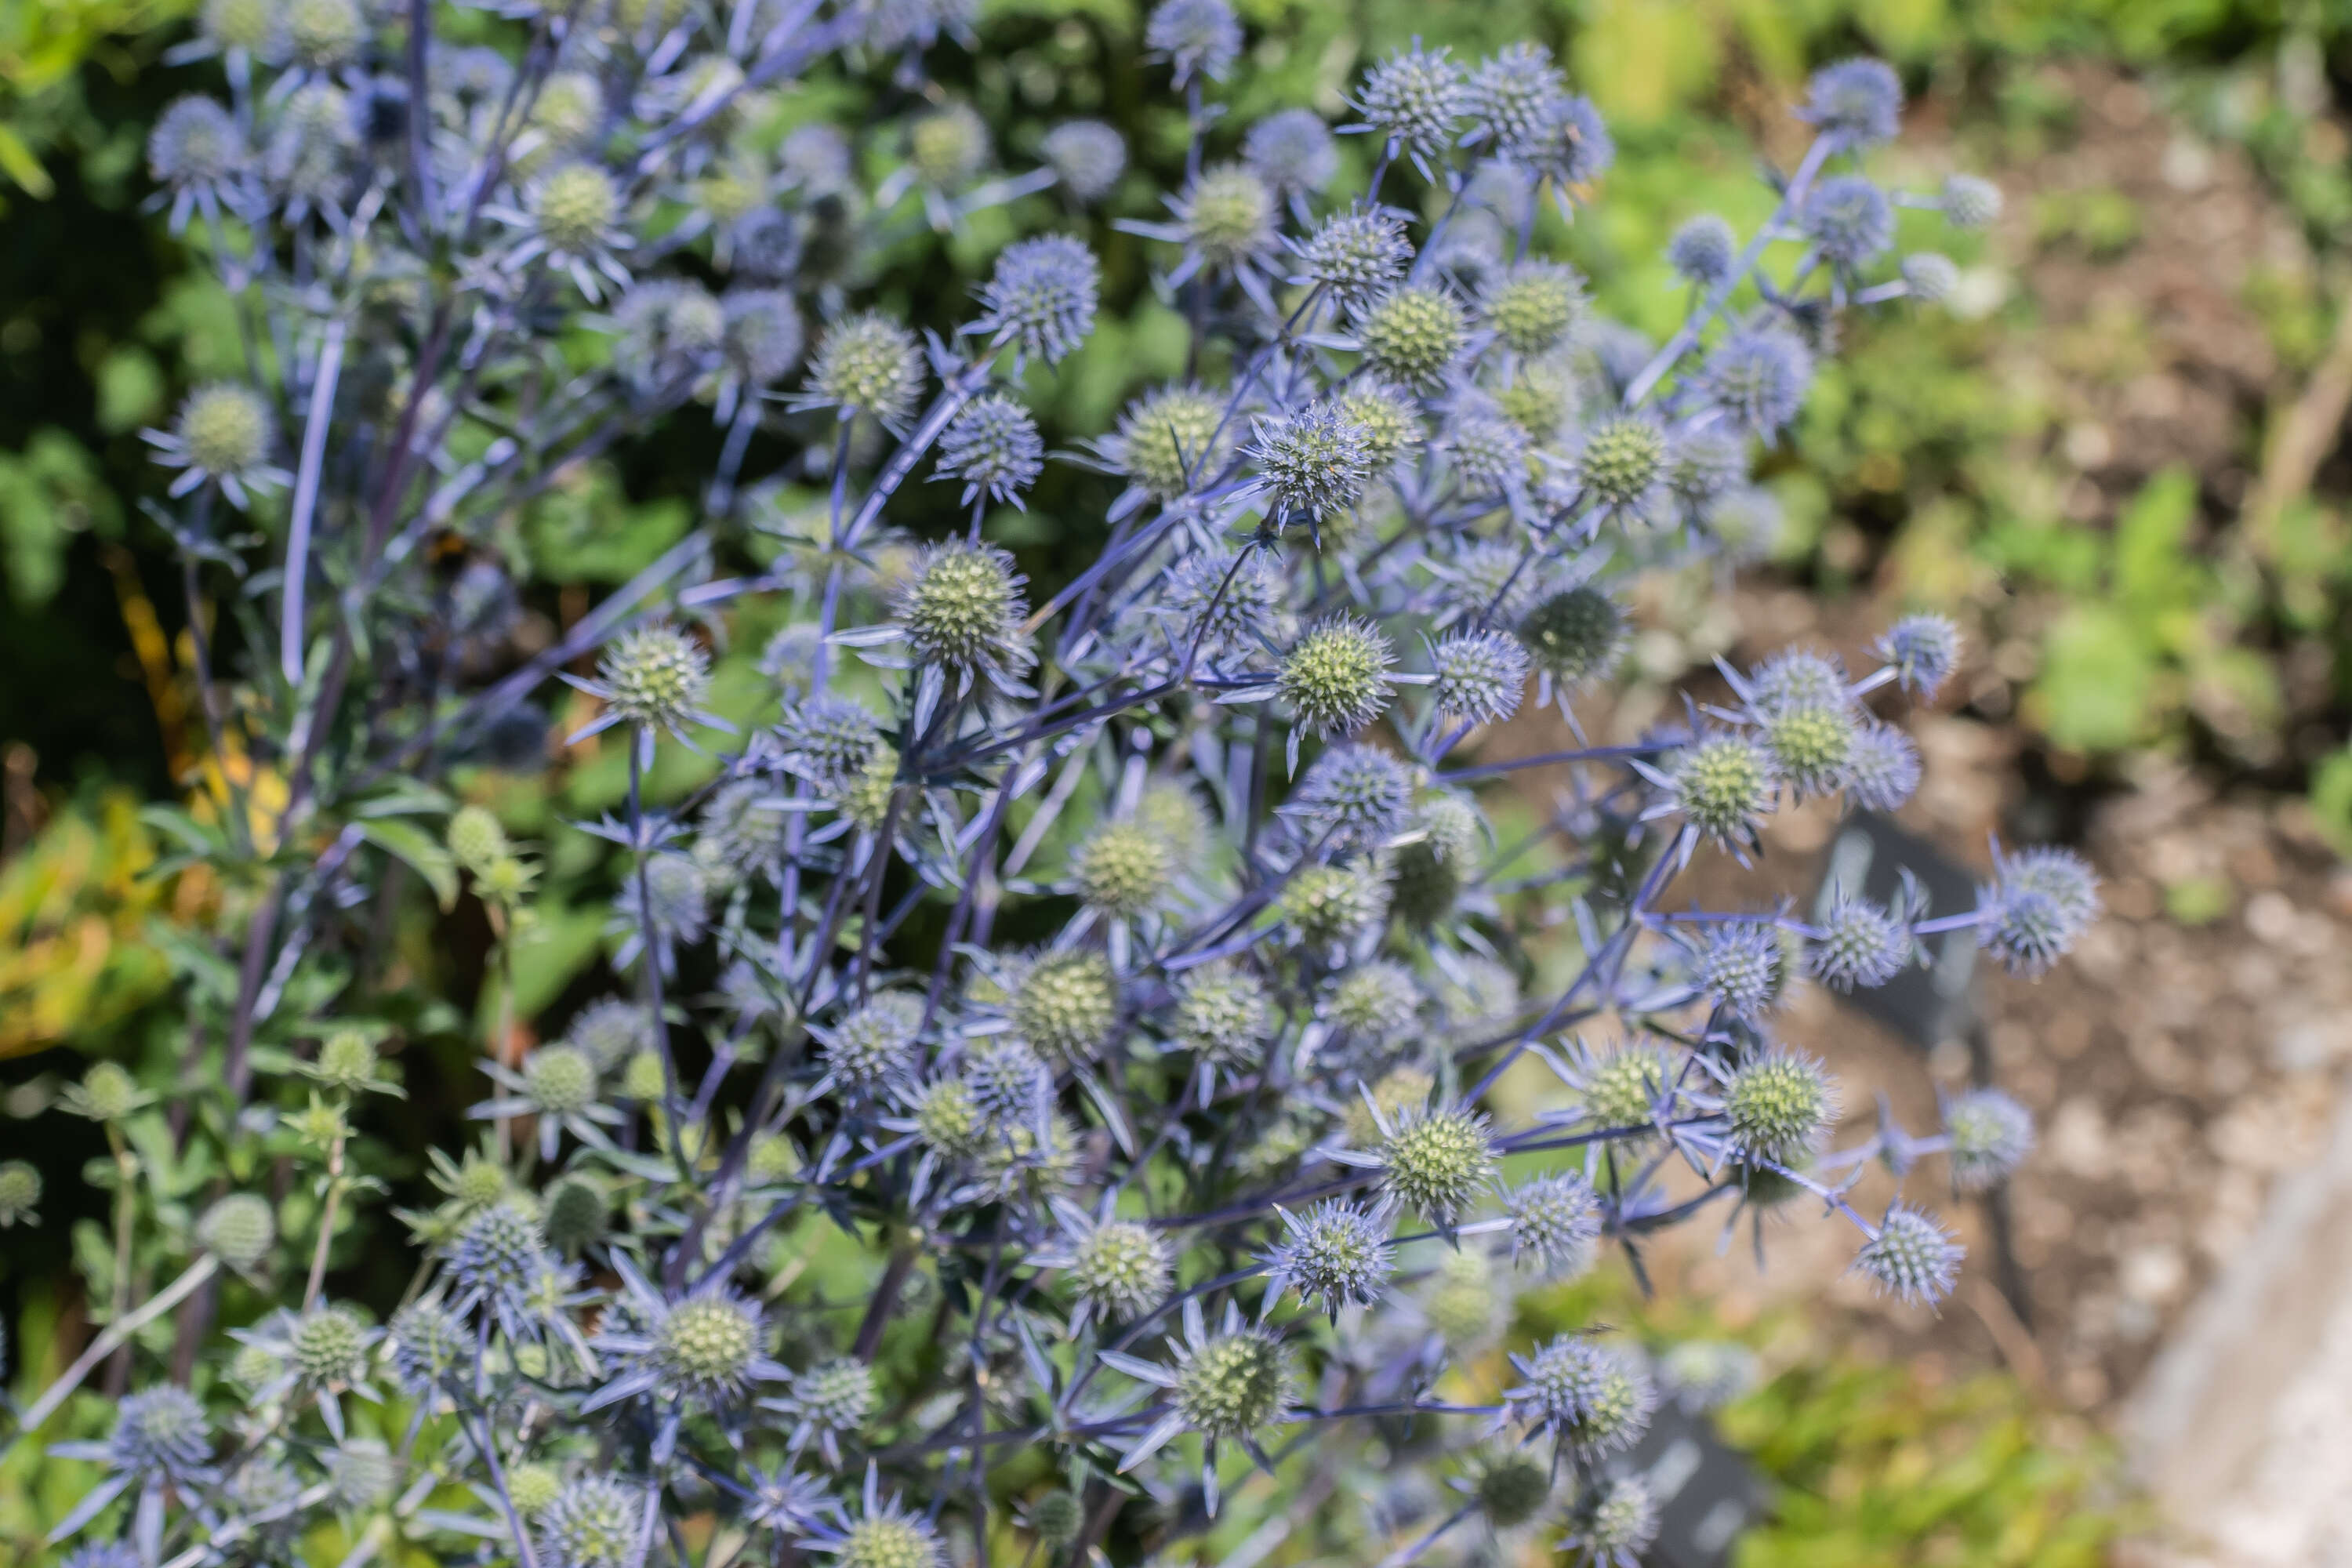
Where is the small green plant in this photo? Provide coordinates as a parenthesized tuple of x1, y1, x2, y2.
(1721, 1359, 2129, 1566)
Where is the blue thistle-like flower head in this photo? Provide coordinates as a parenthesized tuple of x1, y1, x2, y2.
(0, 1160, 39, 1227)
(1351, 45, 1465, 163)
(614, 280, 724, 390)
(1854, 1204, 1962, 1306)
(108, 1386, 212, 1481)
(529, 162, 625, 262)
(1801, 57, 1903, 151)
(1801, 174, 1895, 269)
(1432, 627, 1530, 726)
(894, 541, 1034, 682)
(702, 778, 789, 884)
(1041, 120, 1127, 201)
(1807, 893, 1913, 991)
(780, 695, 884, 789)
(820, 993, 924, 1092)
(1668, 426, 1748, 506)
(1903, 252, 1959, 304)
(1525, 93, 1613, 188)
(1370, 1102, 1496, 1225)
(1940, 172, 2003, 229)
(1263, 1200, 1393, 1317)
(591, 622, 712, 736)
(557, 1006, 649, 1081)
(1171, 1324, 1291, 1439)
(1743, 650, 1848, 713)
(1504, 1171, 1601, 1277)
(775, 1358, 877, 1457)
(1667, 213, 1737, 288)
(1698, 326, 1812, 438)
(1319, 964, 1414, 1048)
(1337, 379, 1424, 468)
(1566, 1475, 1661, 1567)
(1463, 1445, 1557, 1530)
(1171, 961, 1273, 1069)
(1294, 207, 1413, 311)
(1178, 163, 1278, 274)
(151, 95, 245, 192)
(445, 1200, 552, 1334)
(1074, 819, 1175, 919)
(1519, 585, 1625, 683)
(1664, 731, 1774, 848)
(1048, 1208, 1172, 1327)
(906, 102, 990, 192)
(1356, 285, 1468, 390)
(1846, 720, 1922, 811)
(1504, 1336, 1655, 1458)
(151, 381, 281, 505)
(1875, 613, 1962, 700)
(1278, 616, 1396, 737)
(196, 1191, 275, 1270)
(1144, 0, 1241, 85)
(1978, 844, 2099, 978)
(720, 289, 806, 388)
(1250, 401, 1374, 524)
(1441, 406, 1532, 499)
(1008, 949, 1119, 1061)
(1466, 43, 1566, 164)
(639, 1289, 779, 1410)
(1105, 383, 1232, 499)
(935, 393, 1043, 506)
(1756, 697, 1856, 800)
(829, 1492, 946, 1568)
(1574, 413, 1669, 519)
(1243, 108, 1338, 198)
(1160, 546, 1294, 657)
(1721, 1047, 1838, 1166)
(1290, 742, 1413, 848)
(975, 234, 1099, 365)
(539, 1475, 641, 1568)
(1693, 921, 1791, 1021)
(802, 312, 924, 426)
(964, 1035, 1053, 1122)
(1943, 1087, 2034, 1192)
(387, 1298, 468, 1394)
(1484, 260, 1586, 357)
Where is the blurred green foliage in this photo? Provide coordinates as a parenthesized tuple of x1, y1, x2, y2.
(0, 0, 191, 199)
(1720, 1359, 2129, 1566)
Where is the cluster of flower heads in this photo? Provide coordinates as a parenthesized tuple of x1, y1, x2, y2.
(36, 6, 2092, 1568)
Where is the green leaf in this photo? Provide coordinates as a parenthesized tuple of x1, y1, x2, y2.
(357, 818, 459, 912)
(2030, 603, 2155, 753)
(352, 781, 457, 819)
(137, 804, 228, 858)
(0, 125, 55, 198)
(2312, 746, 2352, 860)
(2112, 465, 2201, 615)
(146, 916, 242, 1005)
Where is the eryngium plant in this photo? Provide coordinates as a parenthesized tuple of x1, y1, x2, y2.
(15, 10, 2078, 1568)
